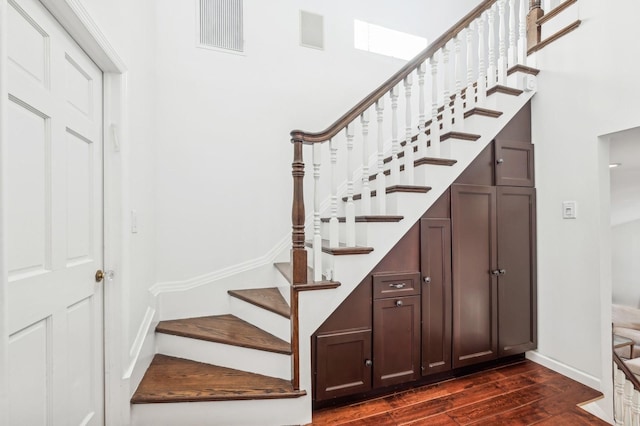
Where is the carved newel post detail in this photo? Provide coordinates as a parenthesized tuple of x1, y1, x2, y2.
(291, 139, 307, 285)
(527, 0, 544, 51)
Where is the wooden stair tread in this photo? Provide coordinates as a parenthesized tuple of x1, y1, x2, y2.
(375, 157, 457, 178)
(528, 20, 581, 54)
(228, 288, 290, 319)
(487, 85, 524, 97)
(131, 354, 306, 403)
(440, 131, 481, 142)
(507, 64, 540, 76)
(274, 262, 341, 290)
(156, 314, 291, 355)
(320, 215, 404, 223)
(343, 185, 431, 202)
(305, 239, 374, 256)
(464, 107, 504, 119)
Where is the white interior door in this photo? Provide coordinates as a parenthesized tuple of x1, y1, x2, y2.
(6, 0, 104, 424)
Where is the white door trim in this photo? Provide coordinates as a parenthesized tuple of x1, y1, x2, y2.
(0, 0, 129, 424)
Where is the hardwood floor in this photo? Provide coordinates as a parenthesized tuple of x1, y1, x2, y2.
(310, 360, 608, 425)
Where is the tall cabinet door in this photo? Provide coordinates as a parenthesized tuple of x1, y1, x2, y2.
(373, 296, 421, 388)
(451, 184, 498, 368)
(420, 219, 452, 375)
(497, 187, 537, 356)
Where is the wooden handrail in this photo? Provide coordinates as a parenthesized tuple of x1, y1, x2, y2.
(613, 351, 640, 392)
(289, 0, 498, 144)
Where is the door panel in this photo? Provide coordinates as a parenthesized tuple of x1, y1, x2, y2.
(7, 0, 104, 423)
(373, 296, 420, 388)
(420, 219, 452, 375)
(497, 187, 537, 355)
(495, 140, 535, 187)
(315, 329, 372, 400)
(451, 184, 498, 368)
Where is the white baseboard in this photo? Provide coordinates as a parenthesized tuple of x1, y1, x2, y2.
(526, 351, 601, 390)
(580, 399, 613, 424)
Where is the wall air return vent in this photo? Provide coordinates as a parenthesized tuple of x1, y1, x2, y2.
(198, 0, 244, 53)
(300, 10, 324, 50)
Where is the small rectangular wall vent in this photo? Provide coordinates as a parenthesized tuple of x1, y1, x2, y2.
(300, 10, 324, 50)
(199, 0, 243, 52)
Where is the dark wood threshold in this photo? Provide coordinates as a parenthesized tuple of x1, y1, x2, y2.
(274, 262, 341, 290)
(528, 20, 581, 55)
(305, 240, 374, 256)
(228, 288, 290, 319)
(131, 355, 306, 404)
(320, 215, 404, 223)
(156, 314, 291, 355)
(487, 85, 524, 97)
(464, 107, 503, 119)
(507, 64, 540, 76)
(440, 131, 481, 142)
(343, 185, 431, 202)
(537, 0, 577, 25)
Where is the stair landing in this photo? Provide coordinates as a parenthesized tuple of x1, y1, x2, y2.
(131, 355, 306, 403)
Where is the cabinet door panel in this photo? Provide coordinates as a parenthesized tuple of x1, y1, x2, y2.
(497, 187, 537, 355)
(315, 329, 372, 401)
(451, 184, 498, 368)
(373, 296, 420, 388)
(420, 219, 452, 375)
(495, 140, 535, 187)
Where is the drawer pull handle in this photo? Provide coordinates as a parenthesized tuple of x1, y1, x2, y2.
(395, 300, 403, 307)
(389, 283, 406, 289)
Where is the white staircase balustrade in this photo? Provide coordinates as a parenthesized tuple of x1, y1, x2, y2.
(441, 44, 452, 133)
(329, 139, 339, 248)
(508, 0, 517, 67)
(360, 110, 371, 215)
(403, 75, 415, 185)
(345, 124, 356, 247)
(497, 0, 508, 84)
(428, 55, 440, 158)
(518, 0, 527, 64)
(390, 87, 401, 186)
(478, 12, 488, 104)
(375, 99, 386, 215)
(488, 4, 497, 88)
(614, 359, 640, 426)
(312, 144, 322, 282)
(453, 35, 464, 131)
(466, 23, 476, 113)
(417, 63, 427, 158)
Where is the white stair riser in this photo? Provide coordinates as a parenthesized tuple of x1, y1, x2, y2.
(229, 296, 290, 343)
(131, 396, 310, 426)
(320, 221, 401, 247)
(541, 1, 578, 41)
(156, 333, 291, 380)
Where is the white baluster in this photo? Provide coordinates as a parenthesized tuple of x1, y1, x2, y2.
(632, 389, 640, 426)
(312, 143, 322, 282)
(518, 0, 527, 64)
(428, 55, 440, 158)
(616, 368, 625, 426)
(466, 23, 476, 112)
(508, 0, 517, 67)
(626, 381, 634, 426)
(477, 13, 487, 105)
(487, 4, 497, 88)
(453, 36, 464, 131)
(403, 75, 414, 185)
(389, 87, 400, 186)
(329, 139, 339, 248)
(417, 62, 427, 158)
(345, 124, 356, 247)
(442, 44, 452, 133)
(375, 99, 386, 215)
(360, 110, 371, 216)
(497, 0, 508, 85)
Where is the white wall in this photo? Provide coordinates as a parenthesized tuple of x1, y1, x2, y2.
(612, 220, 640, 307)
(153, 0, 480, 283)
(531, 0, 640, 408)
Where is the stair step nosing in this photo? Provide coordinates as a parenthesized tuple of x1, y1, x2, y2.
(228, 289, 290, 319)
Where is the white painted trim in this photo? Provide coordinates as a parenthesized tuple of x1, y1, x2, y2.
(126, 306, 156, 375)
(0, 1, 10, 423)
(38, 0, 126, 72)
(580, 399, 613, 424)
(150, 233, 290, 296)
(526, 351, 601, 390)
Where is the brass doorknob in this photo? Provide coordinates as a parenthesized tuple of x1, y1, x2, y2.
(95, 270, 104, 282)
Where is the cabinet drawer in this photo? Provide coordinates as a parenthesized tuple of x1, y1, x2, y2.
(372, 272, 420, 300)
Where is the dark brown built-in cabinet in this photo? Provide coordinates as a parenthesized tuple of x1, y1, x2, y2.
(313, 102, 536, 405)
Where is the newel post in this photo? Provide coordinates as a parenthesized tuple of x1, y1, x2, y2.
(527, 0, 544, 51)
(291, 137, 307, 285)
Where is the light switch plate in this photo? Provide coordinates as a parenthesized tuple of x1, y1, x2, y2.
(562, 201, 577, 219)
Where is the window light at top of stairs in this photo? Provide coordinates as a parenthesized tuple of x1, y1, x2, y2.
(354, 19, 427, 61)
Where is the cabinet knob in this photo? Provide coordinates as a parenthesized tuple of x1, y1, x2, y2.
(499, 269, 507, 275)
(491, 270, 500, 276)
(497, 158, 504, 164)
(395, 300, 403, 307)
(365, 359, 373, 367)
(423, 276, 431, 284)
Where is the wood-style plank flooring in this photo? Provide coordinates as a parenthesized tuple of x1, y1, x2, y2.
(310, 360, 608, 425)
